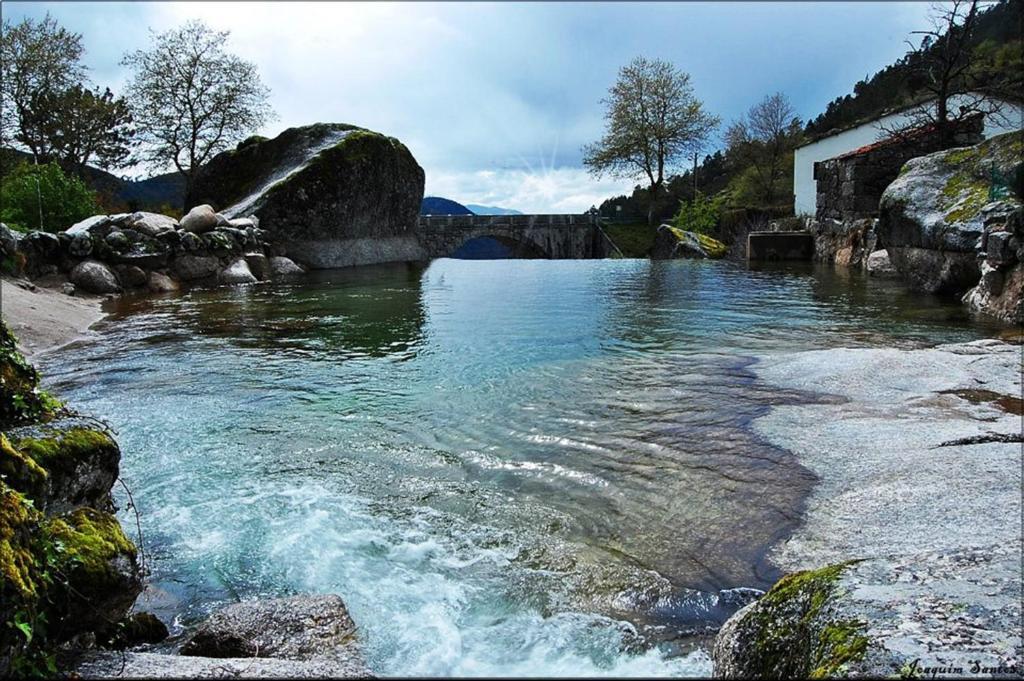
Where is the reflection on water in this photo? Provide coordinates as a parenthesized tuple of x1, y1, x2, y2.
(41, 259, 997, 676)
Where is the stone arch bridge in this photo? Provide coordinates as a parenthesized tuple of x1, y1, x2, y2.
(417, 214, 616, 259)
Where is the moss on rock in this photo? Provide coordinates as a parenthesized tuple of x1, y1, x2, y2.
(0, 319, 62, 429)
(0, 482, 42, 601)
(713, 561, 870, 678)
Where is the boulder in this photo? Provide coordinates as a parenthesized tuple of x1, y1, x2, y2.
(964, 207, 1024, 324)
(245, 252, 272, 280)
(42, 508, 142, 638)
(865, 249, 897, 278)
(191, 124, 426, 268)
(69, 233, 93, 258)
(0, 223, 20, 257)
(179, 204, 219, 234)
(180, 231, 204, 253)
(180, 595, 361, 663)
(128, 212, 178, 237)
(270, 256, 305, 277)
(877, 131, 1022, 294)
(218, 258, 258, 285)
(147, 271, 179, 293)
(105, 230, 130, 254)
(70, 650, 369, 678)
(69, 259, 120, 294)
(174, 255, 220, 281)
(116, 265, 149, 289)
(651, 224, 727, 259)
(66, 215, 111, 238)
(3, 419, 120, 514)
(107, 612, 169, 649)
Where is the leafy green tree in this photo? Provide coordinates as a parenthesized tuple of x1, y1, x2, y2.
(122, 20, 274, 208)
(0, 162, 99, 233)
(0, 13, 86, 159)
(21, 85, 135, 178)
(672, 191, 724, 235)
(584, 57, 719, 225)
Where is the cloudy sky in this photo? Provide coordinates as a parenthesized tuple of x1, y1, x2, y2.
(6, 1, 934, 212)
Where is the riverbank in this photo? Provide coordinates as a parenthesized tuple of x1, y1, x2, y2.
(713, 338, 1023, 676)
(0, 276, 107, 358)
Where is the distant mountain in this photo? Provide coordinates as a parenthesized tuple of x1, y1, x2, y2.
(420, 196, 473, 215)
(465, 204, 523, 215)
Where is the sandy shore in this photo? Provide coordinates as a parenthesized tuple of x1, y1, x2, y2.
(1, 276, 108, 358)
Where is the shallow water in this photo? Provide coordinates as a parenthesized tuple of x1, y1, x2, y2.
(41, 258, 997, 676)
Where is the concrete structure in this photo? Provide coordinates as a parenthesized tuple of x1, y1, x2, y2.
(417, 214, 612, 259)
(747, 231, 814, 261)
(794, 95, 1023, 217)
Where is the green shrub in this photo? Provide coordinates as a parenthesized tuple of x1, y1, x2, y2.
(0, 162, 99, 233)
(672, 191, 724, 235)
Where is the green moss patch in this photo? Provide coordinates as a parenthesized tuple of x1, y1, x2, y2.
(0, 318, 62, 428)
(742, 562, 870, 678)
(10, 427, 116, 480)
(0, 482, 41, 600)
(43, 508, 135, 590)
(0, 433, 47, 500)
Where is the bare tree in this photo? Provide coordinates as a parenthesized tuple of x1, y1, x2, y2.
(0, 13, 86, 161)
(583, 57, 719, 225)
(726, 93, 803, 207)
(885, 0, 1005, 145)
(122, 20, 274, 208)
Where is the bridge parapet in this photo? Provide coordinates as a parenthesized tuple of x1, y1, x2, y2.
(418, 214, 598, 230)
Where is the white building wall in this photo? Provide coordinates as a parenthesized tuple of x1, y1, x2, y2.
(793, 96, 1023, 217)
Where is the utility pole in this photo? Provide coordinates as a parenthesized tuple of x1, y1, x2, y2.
(692, 151, 698, 199)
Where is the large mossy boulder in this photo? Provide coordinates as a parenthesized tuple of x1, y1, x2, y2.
(191, 123, 426, 268)
(877, 131, 1023, 294)
(651, 225, 727, 259)
(0, 318, 141, 674)
(712, 563, 871, 678)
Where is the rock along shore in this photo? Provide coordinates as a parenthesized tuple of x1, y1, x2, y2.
(712, 339, 1023, 677)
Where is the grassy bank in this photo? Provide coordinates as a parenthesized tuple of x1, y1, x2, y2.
(602, 222, 658, 258)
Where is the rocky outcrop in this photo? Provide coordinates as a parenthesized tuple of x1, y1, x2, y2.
(69, 595, 370, 678)
(191, 123, 426, 268)
(7, 206, 305, 297)
(0, 320, 148, 674)
(180, 595, 360, 662)
(722, 340, 1024, 677)
(810, 217, 876, 268)
(877, 131, 1023, 296)
(964, 207, 1024, 324)
(651, 225, 726, 259)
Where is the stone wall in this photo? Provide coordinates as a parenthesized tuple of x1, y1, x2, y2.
(418, 214, 608, 259)
(814, 117, 984, 223)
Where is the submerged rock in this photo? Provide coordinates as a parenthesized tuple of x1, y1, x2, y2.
(191, 123, 426, 268)
(147, 271, 179, 293)
(69, 259, 120, 294)
(269, 255, 304, 277)
(180, 595, 359, 660)
(218, 257, 258, 285)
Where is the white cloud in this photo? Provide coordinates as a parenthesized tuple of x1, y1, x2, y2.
(427, 167, 634, 214)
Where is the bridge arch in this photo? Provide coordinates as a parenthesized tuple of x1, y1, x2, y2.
(449, 231, 550, 259)
(417, 213, 608, 260)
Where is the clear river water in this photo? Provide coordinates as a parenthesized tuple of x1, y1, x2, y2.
(40, 258, 998, 676)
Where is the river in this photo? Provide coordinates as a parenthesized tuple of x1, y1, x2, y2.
(40, 258, 997, 676)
